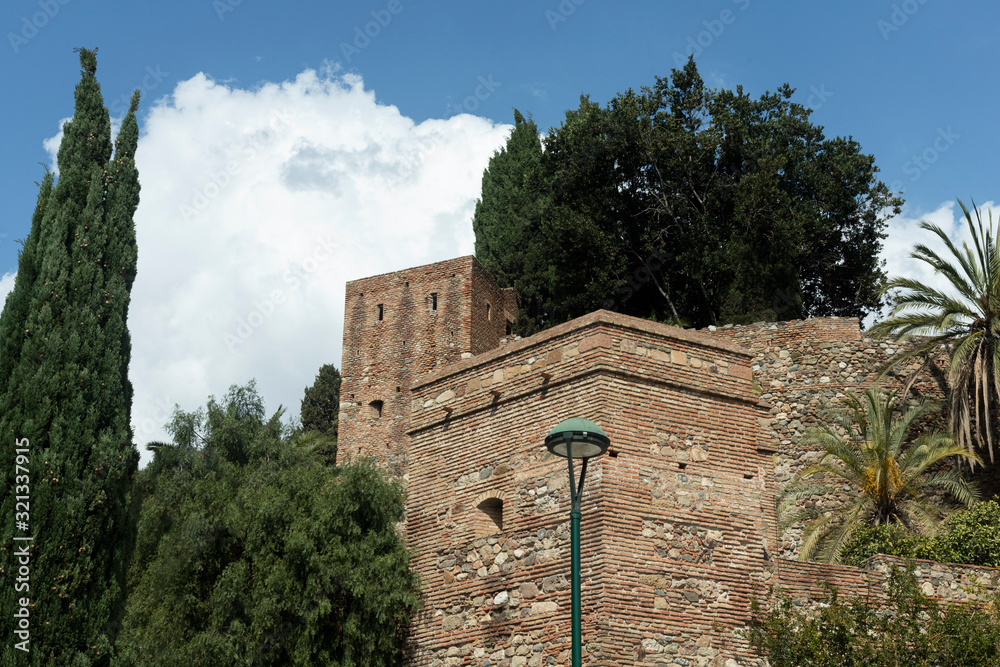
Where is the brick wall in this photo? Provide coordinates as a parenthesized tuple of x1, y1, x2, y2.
(404, 311, 774, 666)
(338, 256, 516, 477)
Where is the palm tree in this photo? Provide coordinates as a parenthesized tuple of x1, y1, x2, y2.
(779, 387, 980, 563)
(869, 200, 1000, 464)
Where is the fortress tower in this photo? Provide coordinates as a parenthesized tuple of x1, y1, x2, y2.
(338, 256, 517, 476)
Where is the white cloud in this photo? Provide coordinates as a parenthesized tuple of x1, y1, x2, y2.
(116, 68, 511, 462)
(0, 272, 15, 306)
(42, 118, 70, 174)
(875, 199, 1000, 328)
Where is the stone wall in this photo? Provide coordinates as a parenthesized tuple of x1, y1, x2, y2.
(703, 318, 950, 558)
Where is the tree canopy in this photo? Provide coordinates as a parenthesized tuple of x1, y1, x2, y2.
(474, 58, 902, 334)
(301, 363, 341, 437)
(0, 48, 141, 665)
(114, 383, 419, 667)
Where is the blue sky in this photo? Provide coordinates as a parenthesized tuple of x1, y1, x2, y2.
(2, 0, 998, 460)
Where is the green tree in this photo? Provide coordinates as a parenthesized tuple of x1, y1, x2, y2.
(0, 49, 141, 666)
(299, 363, 341, 465)
(871, 200, 1000, 466)
(779, 388, 979, 563)
(114, 383, 419, 666)
(473, 110, 549, 335)
(473, 58, 901, 332)
(301, 363, 341, 437)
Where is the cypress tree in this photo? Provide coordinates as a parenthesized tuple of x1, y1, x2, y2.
(300, 363, 341, 437)
(0, 48, 140, 666)
(472, 110, 545, 334)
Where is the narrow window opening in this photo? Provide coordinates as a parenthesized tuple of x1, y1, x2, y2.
(678, 462, 688, 470)
(477, 498, 503, 532)
(377, 304, 384, 321)
(369, 400, 383, 418)
(609, 450, 619, 458)
(430, 293, 438, 311)
(486, 303, 492, 321)
(505, 320, 513, 336)
(743, 473, 754, 479)
(405, 281, 409, 287)
(396, 386, 401, 392)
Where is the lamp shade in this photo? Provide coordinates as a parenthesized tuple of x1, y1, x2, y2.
(545, 417, 610, 459)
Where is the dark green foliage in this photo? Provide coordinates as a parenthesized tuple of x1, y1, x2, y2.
(472, 110, 548, 335)
(473, 58, 901, 332)
(843, 499, 1000, 568)
(748, 565, 1000, 666)
(840, 523, 934, 566)
(114, 383, 419, 667)
(0, 49, 140, 666)
(300, 363, 340, 437)
(932, 498, 1000, 567)
(300, 363, 341, 465)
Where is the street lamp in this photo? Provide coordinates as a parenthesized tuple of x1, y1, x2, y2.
(545, 417, 610, 667)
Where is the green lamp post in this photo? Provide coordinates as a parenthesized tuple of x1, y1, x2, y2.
(545, 417, 610, 667)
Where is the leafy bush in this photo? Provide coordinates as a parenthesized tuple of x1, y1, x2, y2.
(932, 498, 1000, 567)
(840, 523, 930, 566)
(842, 499, 1000, 567)
(748, 565, 1000, 666)
(114, 383, 419, 666)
